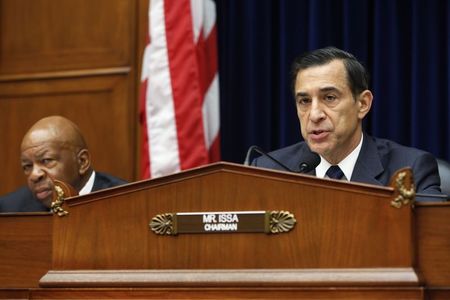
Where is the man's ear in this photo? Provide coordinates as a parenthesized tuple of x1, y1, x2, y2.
(77, 149, 91, 175)
(357, 90, 373, 119)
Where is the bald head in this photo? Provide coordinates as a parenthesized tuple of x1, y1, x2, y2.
(21, 116, 87, 153)
(20, 116, 92, 207)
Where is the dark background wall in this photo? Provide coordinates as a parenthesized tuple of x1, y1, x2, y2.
(216, 0, 450, 164)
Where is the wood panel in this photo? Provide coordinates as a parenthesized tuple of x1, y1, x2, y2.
(0, 72, 134, 194)
(0, 0, 142, 195)
(134, 0, 150, 177)
(0, 213, 52, 288)
(426, 289, 450, 300)
(0, 289, 30, 300)
(27, 287, 424, 300)
(0, 0, 134, 75)
(415, 202, 450, 287)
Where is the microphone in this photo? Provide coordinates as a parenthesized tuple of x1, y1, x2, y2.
(244, 145, 293, 172)
(298, 151, 321, 173)
(243, 145, 320, 174)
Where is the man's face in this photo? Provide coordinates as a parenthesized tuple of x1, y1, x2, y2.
(20, 130, 80, 207)
(294, 60, 369, 164)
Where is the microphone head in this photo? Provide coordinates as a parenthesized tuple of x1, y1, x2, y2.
(298, 151, 321, 173)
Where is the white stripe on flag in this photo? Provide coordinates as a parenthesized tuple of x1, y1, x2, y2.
(190, 0, 203, 43)
(146, 0, 180, 177)
(202, 73, 220, 149)
(202, 0, 216, 37)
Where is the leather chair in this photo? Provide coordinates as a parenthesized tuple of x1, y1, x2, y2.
(437, 158, 450, 200)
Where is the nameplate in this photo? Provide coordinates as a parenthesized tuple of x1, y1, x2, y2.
(149, 210, 296, 235)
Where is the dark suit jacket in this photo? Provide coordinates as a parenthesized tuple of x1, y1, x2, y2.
(0, 172, 127, 212)
(252, 133, 442, 199)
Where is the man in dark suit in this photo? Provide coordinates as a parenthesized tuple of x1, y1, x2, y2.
(0, 116, 126, 212)
(252, 47, 442, 197)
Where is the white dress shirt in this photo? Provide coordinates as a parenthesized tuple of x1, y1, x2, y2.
(315, 134, 364, 181)
(78, 171, 96, 195)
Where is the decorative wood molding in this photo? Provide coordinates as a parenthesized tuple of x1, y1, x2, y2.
(0, 67, 131, 82)
(389, 168, 415, 208)
(39, 268, 420, 288)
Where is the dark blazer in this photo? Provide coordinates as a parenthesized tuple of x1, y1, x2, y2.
(0, 172, 127, 213)
(252, 133, 442, 199)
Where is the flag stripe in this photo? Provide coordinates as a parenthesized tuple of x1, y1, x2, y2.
(147, 0, 180, 177)
(202, 74, 220, 149)
(209, 133, 221, 161)
(139, 79, 150, 178)
(164, 0, 208, 169)
(196, 24, 218, 97)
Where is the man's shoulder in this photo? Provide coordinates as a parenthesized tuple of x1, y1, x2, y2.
(0, 186, 33, 203)
(369, 135, 431, 158)
(0, 186, 48, 212)
(266, 142, 309, 158)
(92, 172, 127, 191)
(365, 135, 442, 198)
(252, 141, 309, 170)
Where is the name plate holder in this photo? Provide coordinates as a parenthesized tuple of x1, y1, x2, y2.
(149, 210, 296, 235)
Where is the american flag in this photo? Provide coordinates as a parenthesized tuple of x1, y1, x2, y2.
(140, 0, 220, 179)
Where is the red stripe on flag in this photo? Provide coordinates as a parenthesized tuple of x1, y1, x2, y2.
(164, 0, 208, 170)
(209, 133, 221, 162)
(139, 79, 151, 179)
(139, 7, 151, 179)
(196, 25, 218, 98)
(145, 32, 150, 46)
(196, 22, 221, 162)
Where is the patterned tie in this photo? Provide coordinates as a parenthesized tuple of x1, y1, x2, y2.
(326, 165, 344, 180)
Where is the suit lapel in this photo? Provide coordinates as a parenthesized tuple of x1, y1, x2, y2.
(92, 173, 102, 192)
(351, 133, 384, 185)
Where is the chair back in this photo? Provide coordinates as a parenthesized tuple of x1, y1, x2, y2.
(437, 158, 450, 199)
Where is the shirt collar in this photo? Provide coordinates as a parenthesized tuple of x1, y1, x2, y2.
(315, 134, 364, 180)
(78, 171, 96, 195)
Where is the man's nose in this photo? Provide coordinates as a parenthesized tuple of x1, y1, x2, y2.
(29, 165, 46, 182)
(309, 99, 326, 122)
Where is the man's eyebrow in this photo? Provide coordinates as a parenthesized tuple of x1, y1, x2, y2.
(296, 86, 342, 97)
(20, 158, 31, 164)
(295, 92, 309, 98)
(34, 148, 50, 157)
(27, 148, 55, 160)
(319, 86, 341, 93)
